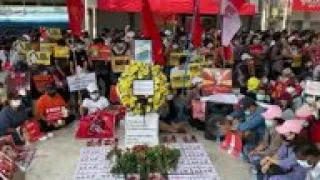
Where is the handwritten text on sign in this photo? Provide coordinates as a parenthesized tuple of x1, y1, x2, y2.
(67, 73, 96, 92)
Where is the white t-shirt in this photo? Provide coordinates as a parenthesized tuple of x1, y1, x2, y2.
(82, 97, 110, 114)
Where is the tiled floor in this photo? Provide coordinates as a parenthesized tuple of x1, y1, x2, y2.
(26, 122, 251, 180)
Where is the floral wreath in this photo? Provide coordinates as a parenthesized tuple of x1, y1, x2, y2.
(117, 62, 169, 115)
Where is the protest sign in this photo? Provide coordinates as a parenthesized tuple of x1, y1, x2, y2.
(48, 28, 62, 40)
(125, 113, 159, 148)
(170, 72, 192, 89)
(111, 56, 131, 73)
(67, 73, 96, 92)
(32, 75, 54, 92)
(189, 63, 201, 77)
(133, 39, 152, 64)
(169, 53, 186, 66)
(40, 43, 56, 53)
(305, 80, 320, 96)
(88, 44, 111, 61)
(27, 51, 51, 65)
(54, 46, 70, 59)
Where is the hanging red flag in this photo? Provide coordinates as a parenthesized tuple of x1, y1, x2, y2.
(230, 0, 245, 9)
(66, 0, 84, 37)
(191, 0, 203, 48)
(141, 0, 165, 65)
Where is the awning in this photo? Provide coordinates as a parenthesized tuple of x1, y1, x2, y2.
(293, 0, 320, 12)
(97, 0, 256, 15)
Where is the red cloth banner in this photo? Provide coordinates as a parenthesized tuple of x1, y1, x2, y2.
(141, 0, 165, 65)
(98, 0, 256, 15)
(67, 0, 84, 37)
(293, 0, 320, 11)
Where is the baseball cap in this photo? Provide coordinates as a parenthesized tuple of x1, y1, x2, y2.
(276, 120, 304, 135)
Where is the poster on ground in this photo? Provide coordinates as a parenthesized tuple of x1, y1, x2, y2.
(67, 73, 96, 92)
(125, 113, 159, 148)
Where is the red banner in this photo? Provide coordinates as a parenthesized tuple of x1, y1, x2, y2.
(98, 0, 256, 15)
(293, 0, 320, 11)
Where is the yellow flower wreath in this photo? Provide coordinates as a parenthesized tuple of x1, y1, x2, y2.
(117, 62, 169, 115)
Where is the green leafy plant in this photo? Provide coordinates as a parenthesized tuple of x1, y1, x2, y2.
(107, 145, 180, 179)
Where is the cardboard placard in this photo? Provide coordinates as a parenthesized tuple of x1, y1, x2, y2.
(305, 80, 320, 96)
(67, 73, 96, 92)
(133, 39, 152, 64)
(32, 75, 54, 92)
(54, 46, 70, 59)
(191, 54, 205, 64)
(27, 51, 51, 65)
(19, 41, 32, 54)
(170, 73, 192, 89)
(40, 43, 56, 53)
(88, 44, 111, 61)
(125, 113, 159, 148)
(189, 63, 201, 77)
(111, 56, 131, 73)
(169, 53, 186, 66)
(48, 28, 62, 40)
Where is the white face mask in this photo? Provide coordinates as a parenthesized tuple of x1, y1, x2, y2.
(89, 93, 100, 101)
(172, 44, 179, 50)
(297, 160, 312, 169)
(253, 39, 261, 44)
(286, 87, 295, 95)
(265, 120, 275, 128)
(256, 94, 266, 101)
(10, 99, 21, 108)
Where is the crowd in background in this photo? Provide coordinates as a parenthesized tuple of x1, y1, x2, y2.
(0, 25, 320, 180)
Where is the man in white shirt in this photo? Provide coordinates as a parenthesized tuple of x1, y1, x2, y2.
(80, 83, 110, 115)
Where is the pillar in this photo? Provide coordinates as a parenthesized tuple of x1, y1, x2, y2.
(92, 6, 97, 38)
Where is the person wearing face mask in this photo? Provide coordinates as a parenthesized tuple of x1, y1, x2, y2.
(248, 105, 284, 180)
(35, 84, 73, 133)
(232, 97, 266, 160)
(260, 120, 307, 180)
(80, 83, 110, 115)
(294, 142, 320, 180)
(0, 93, 29, 145)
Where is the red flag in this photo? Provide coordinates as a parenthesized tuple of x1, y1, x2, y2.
(191, 0, 203, 48)
(141, 0, 165, 65)
(67, 0, 84, 37)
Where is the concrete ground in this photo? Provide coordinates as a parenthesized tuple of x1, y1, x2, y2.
(26, 122, 251, 180)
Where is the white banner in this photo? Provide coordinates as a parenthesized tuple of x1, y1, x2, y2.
(67, 73, 96, 92)
(221, 0, 241, 46)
